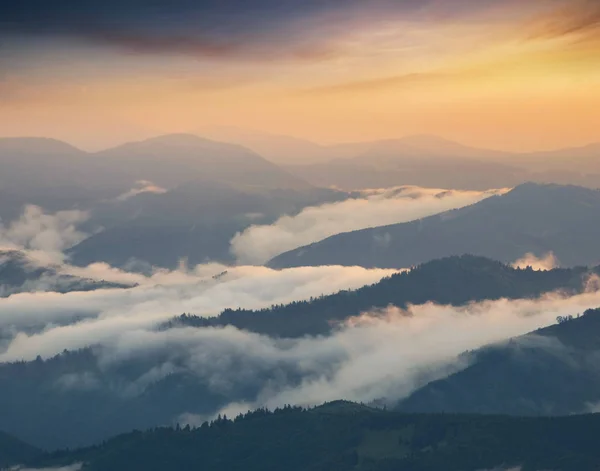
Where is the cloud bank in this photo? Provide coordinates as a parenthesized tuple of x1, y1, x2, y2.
(231, 186, 508, 264)
(3, 271, 600, 427)
(0, 205, 88, 264)
(0, 263, 396, 360)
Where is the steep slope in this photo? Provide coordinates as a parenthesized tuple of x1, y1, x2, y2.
(173, 255, 600, 337)
(269, 183, 600, 269)
(397, 308, 600, 416)
(0, 430, 41, 468)
(25, 405, 600, 471)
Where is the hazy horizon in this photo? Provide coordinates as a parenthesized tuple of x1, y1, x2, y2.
(2, 128, 600, 156)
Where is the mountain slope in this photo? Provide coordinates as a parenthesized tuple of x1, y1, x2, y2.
(173, 255, 600, 337)
(0, 430, 41, 468)
(67, 179, 345, 268)
(25, 404, 600, 471)
(397, 308, 600, 416)
(269, 183, 600, 269)
(93, 134, 312, 190)
(4, 256, 598, 450)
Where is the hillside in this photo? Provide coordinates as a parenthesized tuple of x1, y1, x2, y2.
(0, 134, 347, 268)
(92, 134, 311, 190)
(4, 255, 597, 450)
(269, 183, 600, 269)
(67, 180, 344, 268)
(0, 430, 41, 468)
(24, 404, 600, 471)
(171, 255, 600, 337)
(397, 307, 600, 417)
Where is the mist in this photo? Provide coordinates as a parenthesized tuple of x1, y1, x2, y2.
(0, 263, 397, 360)
(3, 277, 600, 425)
(0, 205, 89, 264)
(231, 186, 509, 264)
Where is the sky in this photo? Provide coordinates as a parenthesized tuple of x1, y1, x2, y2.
(1, 0, 599, 151)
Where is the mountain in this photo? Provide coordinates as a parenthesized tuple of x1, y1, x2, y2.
(172, 255, 600, 338)
(284, 135, 520, 191)
(510, 142, 600, 173)
(92, 134, 311, 190)
(0, 250, 131, 296)
(196, 126, 339, 164)
(67, 179, 345, 268)
(0, 138, 112, 220)
(23, 404, 600, 471)
(269, 183, 600, 269)
(276, 134, 600, 190)
(2, 256, 599, 450)
(0, 134, 347, 269)
(397, 307, 600, 417)
(0, 430, 41, 468)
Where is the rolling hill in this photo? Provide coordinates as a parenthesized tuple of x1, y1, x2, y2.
(21, 403, 600, 471)
(173, 255, 600, 338)
(269, 183, 600, 269)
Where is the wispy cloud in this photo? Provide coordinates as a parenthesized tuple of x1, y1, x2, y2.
(527, 0, 600, 41)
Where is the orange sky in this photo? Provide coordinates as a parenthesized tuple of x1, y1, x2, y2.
(1, 0, 599, 152)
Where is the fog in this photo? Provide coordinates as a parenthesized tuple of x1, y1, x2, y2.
(3, 281, 600, 424)
(1, 199, 598, 434)
(0, 263, 396, 360)
(181, 288, 600, 422)
(0, 205, 89, 264)
(231, 186, 509, 264)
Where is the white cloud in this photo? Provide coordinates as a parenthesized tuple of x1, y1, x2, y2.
(2, 276, 600, 425)
(0, 205, 88, 264)
(0, 264, 396, 361)
(115, 180, 167, 201)
(198, 289, 600, 418)
(230, 186, 509, 264)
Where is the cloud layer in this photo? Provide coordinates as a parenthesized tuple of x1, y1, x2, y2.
(0, 205, 89, 264)
(0, 262, 396, 360)
(231, 186, 508, 264)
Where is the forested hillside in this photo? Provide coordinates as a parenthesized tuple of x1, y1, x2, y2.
(22, 403, 600, 471)
(0, 430, 41, 468)
(169, 255, 600, 337)
(397, 307, 600, 416)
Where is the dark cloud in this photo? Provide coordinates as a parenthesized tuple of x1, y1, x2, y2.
(0, 0, 533, 61)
